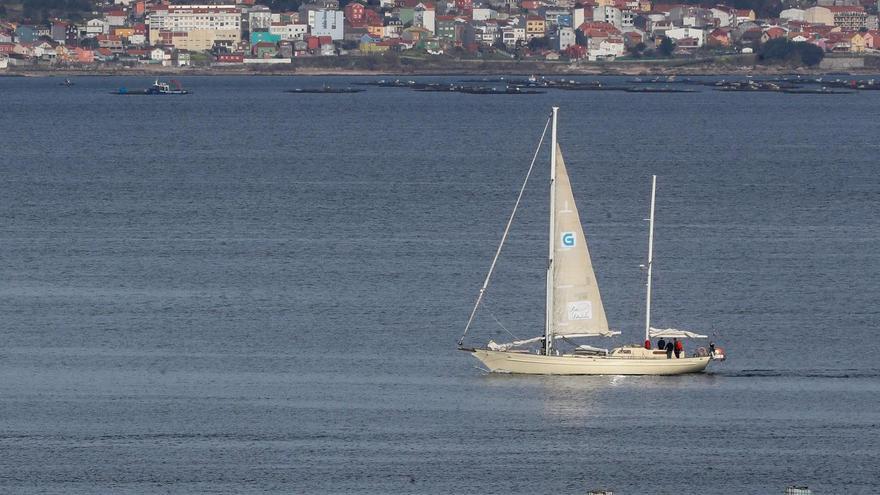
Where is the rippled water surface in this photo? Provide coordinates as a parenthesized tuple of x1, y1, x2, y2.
(1, 75, 879, 494)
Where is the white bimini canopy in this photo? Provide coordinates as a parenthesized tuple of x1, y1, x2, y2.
(649, 327, 707, 339)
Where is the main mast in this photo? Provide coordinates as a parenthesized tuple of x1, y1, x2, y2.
(545, 107, 558, 355)
(644, 175, 657, 344)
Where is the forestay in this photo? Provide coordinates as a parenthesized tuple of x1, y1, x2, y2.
(550, 145, 614, 338)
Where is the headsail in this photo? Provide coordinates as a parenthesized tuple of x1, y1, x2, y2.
(550, 144, 613, 338)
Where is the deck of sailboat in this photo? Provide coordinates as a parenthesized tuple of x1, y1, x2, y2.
(466, 348, 711, 376)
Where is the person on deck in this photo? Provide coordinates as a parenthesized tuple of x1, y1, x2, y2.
(657, 338, 666, 351)
(674, 338, 683, 359)
(644, 340, 651, 350)
(665, 340, 673, 359)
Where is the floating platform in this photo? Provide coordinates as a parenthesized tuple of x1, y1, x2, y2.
(625, 86, 697, 93)
(781, 88, 852, 94)
(285, 88, 364, 93)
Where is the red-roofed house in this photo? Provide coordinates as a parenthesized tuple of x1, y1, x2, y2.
(623, 30, 642, 46)
(97, 34, 124, 53)
(105, 10, 128, 26)
(761, 26, 787, 43)
(708, 27, 730, 46)
(95, 47, 114, 61)
(252, 41, 278, 57)
(864, 30, 880, 49)
(71, 47, 94, 63)
(827, 30, 852, 51)
(736, 9, 756, 23)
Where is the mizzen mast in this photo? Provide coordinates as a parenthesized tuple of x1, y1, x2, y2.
(545, 106, 559, 355)
(644, 175, 657, 344)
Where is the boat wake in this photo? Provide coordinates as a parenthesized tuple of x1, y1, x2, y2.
(718, 368, 880, 379)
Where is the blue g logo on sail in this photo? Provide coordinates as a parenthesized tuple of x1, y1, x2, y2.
(561, 232, 576, 248)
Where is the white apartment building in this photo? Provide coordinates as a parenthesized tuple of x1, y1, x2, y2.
(310, 10, 343, 40)
(148, 5, 242, 49)
(269, 23, 309, 40)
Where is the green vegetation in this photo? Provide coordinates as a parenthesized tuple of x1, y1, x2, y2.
(757, 38, 824, 67)
(628, 41, 647, 58)
(527, 36, 549, 51)
(658, 37, 675, 58)
(3, 0, 95, 22)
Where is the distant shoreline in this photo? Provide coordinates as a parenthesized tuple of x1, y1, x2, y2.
(1, 67, 865, 78)
(3, 56, 877, 78)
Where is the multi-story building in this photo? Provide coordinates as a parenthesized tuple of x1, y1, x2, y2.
(148, 5, 242, 50)
(829, 6, 868, 29)
(310, 10, 343, 40)
(593, 6, 621, 29)
(269, 23, 309, 40)
(248, 5, 273, 31)
(557, 26, 575, 50)
(414, 3, 436, 34)
(501, 25, 526, 46)
(525, 15, 546, 38)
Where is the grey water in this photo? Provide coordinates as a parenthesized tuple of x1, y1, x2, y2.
(1, 75, 878, 494)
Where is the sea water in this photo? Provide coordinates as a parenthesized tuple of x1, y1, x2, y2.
(0, 75, 878, 494)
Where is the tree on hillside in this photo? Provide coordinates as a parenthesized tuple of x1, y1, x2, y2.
(528, 36, 549, 51)
(267, 0, 303, 11)
(628, 41, 646, 58)
(757, 38, 824, 66)
(659, 36, 675, 57)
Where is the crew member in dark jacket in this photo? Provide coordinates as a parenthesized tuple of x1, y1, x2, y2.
(657, 338, 666, 351)
(665, 341, 674, 359)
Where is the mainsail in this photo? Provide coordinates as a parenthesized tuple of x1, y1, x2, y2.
(549, 144, 613, 338)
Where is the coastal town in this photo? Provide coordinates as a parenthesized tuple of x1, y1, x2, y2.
(1, 0, 880, 71)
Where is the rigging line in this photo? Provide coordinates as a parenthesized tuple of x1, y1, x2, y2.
(458, 113, 552, 347)
(482, 299, 519, 340)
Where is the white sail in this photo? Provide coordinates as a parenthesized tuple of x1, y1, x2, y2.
(550, 145, 612, 338)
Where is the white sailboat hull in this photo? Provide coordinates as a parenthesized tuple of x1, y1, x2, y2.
(467, 349, 711, 375)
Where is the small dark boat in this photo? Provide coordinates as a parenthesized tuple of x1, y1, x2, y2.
(60, 78, 74, 87)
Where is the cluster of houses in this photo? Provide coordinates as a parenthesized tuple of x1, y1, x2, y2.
(1, 0, 879, 69)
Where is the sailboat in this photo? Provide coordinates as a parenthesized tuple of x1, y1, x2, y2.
(457, 107, 724, 375)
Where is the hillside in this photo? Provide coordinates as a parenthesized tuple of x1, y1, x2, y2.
(0, 0, 96, 23)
